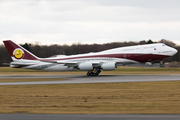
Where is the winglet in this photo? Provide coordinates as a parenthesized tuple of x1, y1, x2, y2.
(3, 40, 38, 60)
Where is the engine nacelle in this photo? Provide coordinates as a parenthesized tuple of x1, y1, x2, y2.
(78, 62, 93, 71)
(101, 62, 115, 71)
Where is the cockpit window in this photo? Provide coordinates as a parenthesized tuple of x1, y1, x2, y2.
(162, 45, 166, 46)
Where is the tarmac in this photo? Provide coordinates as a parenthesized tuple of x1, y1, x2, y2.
(0, 74, 180, 85)
(0, 114, 180, 120)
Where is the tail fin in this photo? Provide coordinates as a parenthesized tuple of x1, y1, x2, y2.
(3, 40, 38, 61)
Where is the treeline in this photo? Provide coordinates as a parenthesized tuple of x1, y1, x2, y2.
(0, 39, 179, 66)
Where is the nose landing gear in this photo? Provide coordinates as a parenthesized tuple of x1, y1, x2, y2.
(159, 60, 164, 67)
(87, 69, 101, 76)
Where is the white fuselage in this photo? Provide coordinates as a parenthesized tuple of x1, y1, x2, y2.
(10, 43, 177, 71)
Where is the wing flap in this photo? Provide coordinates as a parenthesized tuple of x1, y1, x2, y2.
(58, 61, 101, 67)
(10, 62, 35, 66)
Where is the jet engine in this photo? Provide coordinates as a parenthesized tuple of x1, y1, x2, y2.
(101, 62, 115, 71)
(78, 62, 93, 71)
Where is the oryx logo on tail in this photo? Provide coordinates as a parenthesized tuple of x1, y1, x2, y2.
(13, 48, 24, 59)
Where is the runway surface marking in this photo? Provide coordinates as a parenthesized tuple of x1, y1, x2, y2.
(0, 74, 180, 85)
(0, 114, 180, 120)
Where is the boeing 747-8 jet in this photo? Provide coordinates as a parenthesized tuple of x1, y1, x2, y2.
(3, 40, 177, 76)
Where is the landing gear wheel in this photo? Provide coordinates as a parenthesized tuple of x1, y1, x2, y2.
(94, 73, 98, 76)
(159, 60, 164, 67)
(86, 69, 101, 76)
(87, 72, 91, 76)
(159, 64, 164, 67)
(90, 72, 94, 76)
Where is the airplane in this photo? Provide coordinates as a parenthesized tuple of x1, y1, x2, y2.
(3, 40, 178, 76)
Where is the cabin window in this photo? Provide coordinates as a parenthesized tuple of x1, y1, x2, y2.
(136, 48, 140, 50)
(123, 49, 134, 51)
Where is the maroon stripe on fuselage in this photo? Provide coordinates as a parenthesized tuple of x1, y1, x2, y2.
(40, 53, 169, 63)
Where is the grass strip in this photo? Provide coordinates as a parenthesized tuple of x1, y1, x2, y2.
(0, 81, 180, 114)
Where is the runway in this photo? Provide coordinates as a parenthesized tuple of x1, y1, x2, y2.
(0, 74, 180, 85)
(0, 114, 180, 120)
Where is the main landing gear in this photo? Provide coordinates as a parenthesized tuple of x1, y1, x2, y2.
(159, 60, 164, 67)
(87, 69, 101, 76)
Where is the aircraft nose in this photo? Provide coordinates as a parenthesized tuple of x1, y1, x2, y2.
(172, 48, 178, 55)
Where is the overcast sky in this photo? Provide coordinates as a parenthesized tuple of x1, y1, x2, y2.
(0, 0, 180, 45)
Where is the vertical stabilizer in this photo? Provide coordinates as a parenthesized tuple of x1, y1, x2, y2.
(3, 40, 38, 61)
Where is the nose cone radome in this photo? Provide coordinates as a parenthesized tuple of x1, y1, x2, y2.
(172, 48, 178, 55)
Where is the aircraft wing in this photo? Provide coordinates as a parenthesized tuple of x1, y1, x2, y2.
(10, 61, 35, 66)
(57, 61, 78, 67)
(56, 61, 101, 67)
